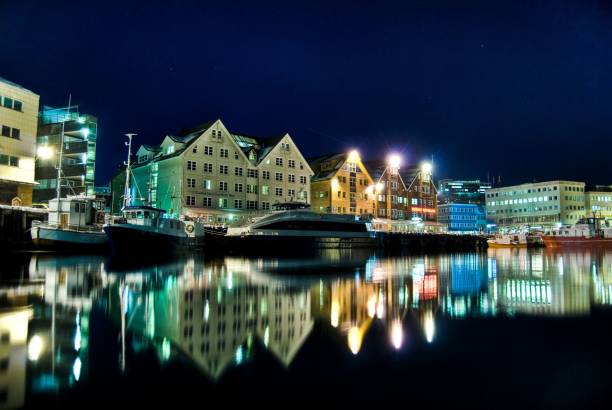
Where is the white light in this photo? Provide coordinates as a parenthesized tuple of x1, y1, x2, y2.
(375, 182, 384, 192)
(387, 154, 401, 169)
(80, 128, 90, 138)
(391, 320, 403, 349)
(348, 150, 359, 163)
(77, 116, 86, 124)
(422, 162, 433, 175)
(37, 145, 53, 159)
(348, 327, 362, 355)
(73, 357, 82, 381)
(74, 326, 81, 351)
(28, 335, 43, 361)
(424, 313, 435, 343)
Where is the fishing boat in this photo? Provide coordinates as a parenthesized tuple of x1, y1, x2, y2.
(30, 195, 108, 249)
(487, 233, 528, 248)
(103, 134, 206, 254)
(541, 218, 612, 247)
(210, 202, 377, 253)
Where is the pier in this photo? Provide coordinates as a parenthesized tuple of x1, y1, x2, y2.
(0, 205, 47, 250)
(377, 232, 488, 253)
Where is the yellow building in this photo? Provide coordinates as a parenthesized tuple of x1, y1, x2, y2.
(585, 186, 612, 222)
(0, 77, 40, 205)
(309, 151, 375, 215)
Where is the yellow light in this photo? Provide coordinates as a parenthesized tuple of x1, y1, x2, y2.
(331, 177, 339, 190)
(375, 182, 384, 193)
(348, 150, 359, 163)
(367, 295, 376, 318)
(422, 162, 433, 175)
(28, 335, 44, 361)
(348, 326, 362, 355)
(387, 154, 401, 169)
(331, 300, 339, 327)
(37, 145, 53, 159)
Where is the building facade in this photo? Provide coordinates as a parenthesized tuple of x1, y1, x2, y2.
(111, 119, 313, 225)
(438, 203, 487, 233)
(34, 106, 97, 203)
(404, 164, 438, 224)
(486, 180, 586, 230)
(366, 159, 409, 220)
(438, 179, 492, 205)
(0, 77, 40, 205)
(585, 185, 612, 222)
(309, 151, 374, 215)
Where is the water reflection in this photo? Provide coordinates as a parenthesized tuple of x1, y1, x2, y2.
(1, 248, 612, 406)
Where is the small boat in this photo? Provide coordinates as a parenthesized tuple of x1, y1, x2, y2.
(30, 196, 108, 250)
(487, 233, 528, 248)
(541, 218, 612, 247)
(103, 206, 207, 253)
(210, 203, 377, 253)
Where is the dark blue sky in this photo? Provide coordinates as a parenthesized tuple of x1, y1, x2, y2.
(2, 0, 612, 186)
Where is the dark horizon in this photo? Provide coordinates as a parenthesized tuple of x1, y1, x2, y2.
(2, 0, 612, 186)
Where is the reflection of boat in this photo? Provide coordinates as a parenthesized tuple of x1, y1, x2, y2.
(30, 196, 108, 249)
(542, 218, 612, 247)
(103, 206, 206, 253)
(214, 203, 377, 253)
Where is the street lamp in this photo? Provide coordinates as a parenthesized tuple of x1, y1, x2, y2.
(421, 162, 432, 175)
(387, 154, 401, 170)
(37, 145, 54, 160)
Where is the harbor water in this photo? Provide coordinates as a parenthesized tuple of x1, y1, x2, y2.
(1, 248, 612, 408)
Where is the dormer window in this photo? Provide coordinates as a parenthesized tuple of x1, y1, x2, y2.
(249, 150, 257, 162)
(167, 145, 175, 155)
(281, 142, 290, 151)
(139, 155, 148, 163)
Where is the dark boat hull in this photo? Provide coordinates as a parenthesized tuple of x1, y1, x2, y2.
(104, 225, 204, 254)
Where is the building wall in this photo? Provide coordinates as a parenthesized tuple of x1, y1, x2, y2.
(406, 171, 438, 223)
(486, 180, 586, 229)
(438, 179, 492, 205)
(585, 190, 612, 221)
(438, 203, 486, 233)
(0, 78, 40, 205)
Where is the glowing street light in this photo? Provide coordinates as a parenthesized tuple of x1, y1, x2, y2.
(37, 145, 54, 159)
(375, 182, 384, 193)
(387, 154, 401, 170)
(348, 149, 359, 163)
(421, 162, 433, 175)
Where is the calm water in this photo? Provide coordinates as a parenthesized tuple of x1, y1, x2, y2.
(1, 248, 612, 408)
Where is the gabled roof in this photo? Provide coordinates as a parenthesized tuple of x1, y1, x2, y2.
(309, 152, 346, 182)
(0, 76, 38, 95)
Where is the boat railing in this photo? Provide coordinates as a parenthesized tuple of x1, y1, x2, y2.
(32, 220, 103, 232)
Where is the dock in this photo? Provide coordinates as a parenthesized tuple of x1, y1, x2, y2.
(0, 205, 47, 250)
(377, 232, 488, 253)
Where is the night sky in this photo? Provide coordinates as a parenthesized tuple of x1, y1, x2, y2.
(2, 0, 612, 186)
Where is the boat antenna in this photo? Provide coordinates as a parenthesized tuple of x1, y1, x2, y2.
(123, 133, 136, 209)
(56, 94, 71, 223)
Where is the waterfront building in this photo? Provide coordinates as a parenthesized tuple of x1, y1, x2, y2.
(438, 203, 487, 233)
(365, 157, 409, 220)
(34, 106, 98, 203)
(0, 77, 40, 206)
(404, 163, 438, 224)
(309, 150, 375, 215)
(438, 179, 492, 205)
(485, 180, 586, 230)
(585, 185, 612, 222)
(110, 119, 313, 225)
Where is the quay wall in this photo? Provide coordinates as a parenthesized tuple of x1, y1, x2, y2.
(377, 232, 488, 253)
(0, 205, 46, 249)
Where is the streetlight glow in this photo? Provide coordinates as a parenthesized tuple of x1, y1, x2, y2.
(387, 154, 401, 169)
(375, 182, 384, 192)
(348, 150, 359, 163)
(421, 162, 433, 175)
(37, 145, 54, 159)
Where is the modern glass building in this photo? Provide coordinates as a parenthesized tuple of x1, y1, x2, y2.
(34, 106, 97, 203)
(438, 179, 492, 205)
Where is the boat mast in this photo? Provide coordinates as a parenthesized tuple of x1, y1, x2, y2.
(55, 94, 71, 222)
(123, 133, 136, 209)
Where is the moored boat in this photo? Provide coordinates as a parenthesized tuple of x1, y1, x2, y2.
(541, 218, 612, 247)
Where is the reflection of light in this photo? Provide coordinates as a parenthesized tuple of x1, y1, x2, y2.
(331, 300, 339, 327)
(264, 326, 270, 347)
(391, 320, 403, 349)
(28, 335, 44, 361)
(376, 299, 384, 319)
(348, 327, 362, 355)
(73, 357, 82, 381)
(235, 346, 243, 364)
(204, 300, 210, 321)
(367, 295, 376, 318)
(74, 326, 81, 351)
(424, 312, 435, 343)
(331, 178, 339, 190)
(227, 272, 233, 290)
(162, 338, 171, 360)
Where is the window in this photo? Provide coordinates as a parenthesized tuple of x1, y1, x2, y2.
(288, 174, 296, 183)
(262, 202, 270, 210)
(204, 146, 213, 155)
(219, 165, 228, 174)
(13, 100, 22, 111)
(203, 163, 213, 172)
(8, 156, 18, 167)
(235, 183, 243, 192)
(234, 199, 243, 209)
(300, 176, 307, 184)
(186, 196, 196, 206)
(187, 161, 196, 171)
(204, 180, 212, 190)
(276, 157, 283, 166)
(10, 128, 19, 139)
(247, 184, 257, 193)
(1, 126, 9, 137)
(275, 172, 283, 181)
(288, 159, 295, 168)
(234, 167, 243, 176)
(247, 169, 258, 178)
(275, 187, 283, 196)
(263, 170, 270, 179)
(203, 197, 212, 207)
(219, 181, 228, 191)
(219, 198, 228, 208)
(262, 185, 269, 195)
(187, 178, 196, 188)
(235, 152, 239, 160)
(288, 189, 295, 197)
(192, 145, 198, 153)
(3, 97, 12, 109)
(220, 148, 228, 158)
(247, 200, 257, 210)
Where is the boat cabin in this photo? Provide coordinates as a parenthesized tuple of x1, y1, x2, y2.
(122, 206, 166, 226)
(47, 196, 105, 228)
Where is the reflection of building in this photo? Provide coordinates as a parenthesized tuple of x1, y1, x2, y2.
(309, 151, 374, 215)
(34, 105, 98, 203)
(110, 119, 313, 225)
(0, 76, 40, 206)
(0, 307, 32, 409)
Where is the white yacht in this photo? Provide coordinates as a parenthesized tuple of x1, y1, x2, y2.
(218, 203, 377, 252)
(30, 196, 108, 249)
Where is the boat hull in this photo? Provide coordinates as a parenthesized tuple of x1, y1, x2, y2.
(104, 224, 205, 254)
(541, 236, 612, 248)
(487, 242, 527, 249)
(31, 225, 109, 250)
